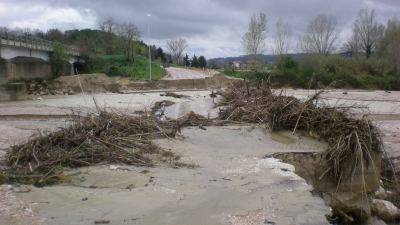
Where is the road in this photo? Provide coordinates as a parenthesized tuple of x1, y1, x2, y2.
(163, 67, 214, 80)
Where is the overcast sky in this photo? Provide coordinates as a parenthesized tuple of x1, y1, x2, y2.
(0, 0, 399, 58)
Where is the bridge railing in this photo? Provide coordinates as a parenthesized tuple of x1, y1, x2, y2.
(0, 32, 80, 56)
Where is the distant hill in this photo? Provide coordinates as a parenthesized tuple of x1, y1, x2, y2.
(43, 28, 148, 56)
(208, 54, 305, 68)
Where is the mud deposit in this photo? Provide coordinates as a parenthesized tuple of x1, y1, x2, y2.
(1, 89, 399, 225)
(2, 126, 330, 225)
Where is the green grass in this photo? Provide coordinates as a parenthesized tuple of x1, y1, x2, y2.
(232, 55, 400, 90)
(88, 55, 165, 80)
(222, 69, 247, 78)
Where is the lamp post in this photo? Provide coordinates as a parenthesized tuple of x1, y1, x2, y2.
(147, 13, 152, 81)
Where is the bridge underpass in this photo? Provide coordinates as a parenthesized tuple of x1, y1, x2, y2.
(0, 34, 80, 84)
(0, 57, 52, 82)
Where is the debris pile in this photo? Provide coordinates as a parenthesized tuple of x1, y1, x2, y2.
(151, 100, 175, 115)
(160, 92, 190, 99)
(27, 80, 75, 96)
(176, 111, 211, 128)
(0, 111, 191, 186)
(218, 82, 382, 182)
(218, 82, 393, 223)
(381, 157, 400, 208)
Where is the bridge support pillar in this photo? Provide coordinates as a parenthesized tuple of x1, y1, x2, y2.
(0, 57, 51, 83)
(0, 59, 13, 84)
(69, 62, 75, 75)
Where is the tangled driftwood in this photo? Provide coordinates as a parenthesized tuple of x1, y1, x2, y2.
(0, 110, 205, 185)
(219, 82, 382, 182)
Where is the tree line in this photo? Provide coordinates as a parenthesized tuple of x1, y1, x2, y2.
(1, 18, 206, 69)
(0, 19, 171, 65)
(165, 37, 207, 68)
(240, 8, 400, 89)
(243, 8, 399, 63)
(182, 54, 207, 68)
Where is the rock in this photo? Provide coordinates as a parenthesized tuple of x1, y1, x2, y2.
(12, 185, 31, 193)
(372, 199, 400, 221)
(368, 216, 388, 225)
(94, 220, 110, 224)
(0, 184, 13, 191)
(55, 90, 63, 95)
(326, 192, 371, 223)
(375, 186, 387, 199)
(109, 165, 118, 170)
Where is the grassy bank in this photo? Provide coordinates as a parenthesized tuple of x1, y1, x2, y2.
(222, 55, 400, 90)
(87, 55, 165, 80)
(221, 70, 248, 79)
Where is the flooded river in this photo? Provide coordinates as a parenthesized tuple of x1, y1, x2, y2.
(0, 89, 399, 225)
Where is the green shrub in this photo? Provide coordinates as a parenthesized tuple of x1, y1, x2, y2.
(50, 42, 69, 77)
(223, 69, 246, 78)
(273, 56, 299, 84)
(87, 55, 165, 80)
(224, 54, 399, 90)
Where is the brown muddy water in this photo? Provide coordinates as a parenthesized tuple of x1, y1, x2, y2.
(1, 126, 331, 225)
(0, 89, 399, 225)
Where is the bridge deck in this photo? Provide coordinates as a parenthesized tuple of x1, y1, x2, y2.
(0, 35, 79, 56)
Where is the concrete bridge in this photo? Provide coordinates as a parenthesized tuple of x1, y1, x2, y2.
(0, 33, 81, 84)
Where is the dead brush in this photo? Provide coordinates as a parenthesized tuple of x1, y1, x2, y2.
(219, 82, 382, 184)
(0, 110, 194, 186)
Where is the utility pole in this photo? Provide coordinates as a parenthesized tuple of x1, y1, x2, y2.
(147, 13, 152, 81)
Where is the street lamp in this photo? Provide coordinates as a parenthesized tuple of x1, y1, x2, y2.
(147, 13, 152, 81)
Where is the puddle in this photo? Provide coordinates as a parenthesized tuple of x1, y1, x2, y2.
(269, 131, 296, 144)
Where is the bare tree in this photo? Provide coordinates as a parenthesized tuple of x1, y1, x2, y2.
(377, 18, 400, 74)
(353, 8, 381, 58)
(116, 23, 141, 62)
(242, 13, 268, 56)
(342, 32, 362, 57)
(300, 14, 339, 55)
(166, 38, 188, 64)
(274, 18, 291, 55)
(99, 18, 117, 33)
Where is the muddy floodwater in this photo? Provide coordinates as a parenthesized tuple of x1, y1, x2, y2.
(2, 126, 330, 225)
(1, 89, 400, 225)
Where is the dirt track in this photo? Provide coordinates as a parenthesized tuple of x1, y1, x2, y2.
(163, 67, 213, 80)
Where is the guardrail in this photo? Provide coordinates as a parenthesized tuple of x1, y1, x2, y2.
(0, 33, 80, 56)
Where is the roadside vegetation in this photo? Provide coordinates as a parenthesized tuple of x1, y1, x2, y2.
(221, 8, 400, 90)
(87, 55, 165, 80)
(273, 55, 398, 89)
